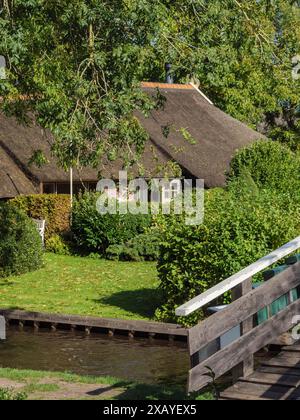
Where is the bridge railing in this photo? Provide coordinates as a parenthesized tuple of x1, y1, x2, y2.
(175, 236, 300, 393)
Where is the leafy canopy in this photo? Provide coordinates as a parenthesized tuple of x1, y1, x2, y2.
(0, 0, 299, 168)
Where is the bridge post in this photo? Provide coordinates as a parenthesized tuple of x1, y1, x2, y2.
(0, 316, 6, 340)
(232, 277, 254, 381)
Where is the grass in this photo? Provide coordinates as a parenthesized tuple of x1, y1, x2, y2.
(0, 368, 213, 400)
(0, 253, 161, 320)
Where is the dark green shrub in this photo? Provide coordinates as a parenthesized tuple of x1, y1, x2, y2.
(0, 203, 43, 278)
(156, 187, 300, 325)
(106, 244, 141, 262)
(106, 232, 160, 262)
(156, 141, 300, 325)
(10, 195, 71, 241)
(228, 140, 300, 195)
(72, 193, 152, 255)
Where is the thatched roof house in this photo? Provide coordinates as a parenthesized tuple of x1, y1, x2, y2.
(0, 83, 264, 199)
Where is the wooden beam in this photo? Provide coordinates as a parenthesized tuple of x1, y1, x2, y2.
(188, 263, 300, 355)
(232, 277, 254, 379)
(176, 236, 300, 316)
(188, 299, 300, 393)
(0, 309, 187, 337)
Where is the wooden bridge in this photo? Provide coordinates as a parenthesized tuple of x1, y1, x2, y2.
(176, 236, 300, 400)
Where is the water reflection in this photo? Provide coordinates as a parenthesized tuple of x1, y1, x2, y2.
(0, 327, 189, 385)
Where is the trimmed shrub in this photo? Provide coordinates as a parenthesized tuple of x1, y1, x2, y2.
(45, 234, 72, 256)
(156, 187, 300, 325)
(106, 232, 160, 262)
(10, 194, 71, 241)
(0, 203, 43, 278)
(228, 140, 300, 195)
(72, 193, 152, 255)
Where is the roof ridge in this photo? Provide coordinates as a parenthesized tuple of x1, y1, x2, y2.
(141, 82, 194, 90)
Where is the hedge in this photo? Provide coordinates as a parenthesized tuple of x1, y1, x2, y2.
(10, 195, 71, 241)
(0, 202, 43, 278)
(106, 231, 160, 262)
(228, 140, 300, 195)
(155, 141, 300, 325)
(156, 181, 300, 326)
(72, 192, 152, 255)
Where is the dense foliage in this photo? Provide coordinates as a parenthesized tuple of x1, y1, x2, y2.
(45, 234, 72, 256)
(228, 140, 300, 195)
(156, 142, 300, 325)
(0, 203, 43, 278)
(72, 193, 152, 255)
(0, 0, 299, 169)
(106, 231, 160, 262)
(0, 388, 27, 401)
(10, 195, 71, 241)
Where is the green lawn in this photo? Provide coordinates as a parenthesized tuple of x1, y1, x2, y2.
(0, 368, 213, 400)
(0, 254, 161, 321)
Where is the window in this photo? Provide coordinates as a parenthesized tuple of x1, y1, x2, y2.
(43, 183, 56, 194)
(162, 179, 182, 203)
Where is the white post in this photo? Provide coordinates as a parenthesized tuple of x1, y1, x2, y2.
(0, 55, 6, 80)
(0, 316, 6, 340)
(70, 167, 73, 208)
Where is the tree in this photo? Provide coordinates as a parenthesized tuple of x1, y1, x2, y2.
(0, 0, 299, 170)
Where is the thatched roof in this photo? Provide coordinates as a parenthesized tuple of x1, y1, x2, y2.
(0, 83, 264, 198)
(0, 144, 38, 198)
(139, 83, 265, 187)
(0, 113, 99, 183)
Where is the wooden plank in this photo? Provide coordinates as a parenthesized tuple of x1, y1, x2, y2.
(257, 366, 300, 377)
(262, 358, 300, 369)
(274, 354, 300, 362)
(188, 263, 300, 355)
(282, 344, 300, 353)
(188, 299, 300, 393)
(221, 381, 292, 400)
(220, 392, 273, 401)
(232, 278, 254, 379)
(0, 309, 188, 337)
(176, 236, 300, 316)
(287, 388, 300, 400)
(239, 372, 300, 388)
(269, 352, 300, 362)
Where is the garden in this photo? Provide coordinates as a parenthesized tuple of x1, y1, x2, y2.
(1, 140, 299, 325)
(1, 140, 300, 400)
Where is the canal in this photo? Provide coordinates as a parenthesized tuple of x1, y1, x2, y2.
(0, 327, 189, 385)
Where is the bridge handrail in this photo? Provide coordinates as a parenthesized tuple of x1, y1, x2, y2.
(176, 236, 300, 317)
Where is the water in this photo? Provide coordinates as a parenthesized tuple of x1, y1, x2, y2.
(0, 327, 189, 385)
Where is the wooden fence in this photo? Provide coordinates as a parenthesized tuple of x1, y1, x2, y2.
(175, 236, 300, 393)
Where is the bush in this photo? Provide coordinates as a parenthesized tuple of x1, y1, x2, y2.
(0, 388, 27, 400)
(106, 232, 160, 262)
(10, 195, 71, 241)
(45, 234, 72, 256)
(156, 187, 300, 325)
(106, 244, 141, 262)
(228, 140, 300, 195)
(72, 193, 152, 255)
(0, 203, 43, 278)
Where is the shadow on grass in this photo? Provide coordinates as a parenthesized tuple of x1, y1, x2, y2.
(113, 382, 187, 400)
(86, 385, 119, 397)
(112, 381, 214, 400)
(0, 306, 26, 312)
(94, 288, 163, 319)
(0, 280, 16, 287)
